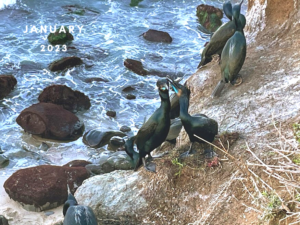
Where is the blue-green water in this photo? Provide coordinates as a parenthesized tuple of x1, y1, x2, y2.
(0, 0, 247, 175)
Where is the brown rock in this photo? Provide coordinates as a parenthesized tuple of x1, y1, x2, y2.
(0, 75, 17, 99)
(124, 59, 148, 76)
(84, 77, 108, 83)
(38, 85, 91, 112)
(63, 160, 92, 168)
(141, 29, 172, 43)
(3, 165, 89, 211)
(16, 103, 84, 140)
(49, 56, 83, 72)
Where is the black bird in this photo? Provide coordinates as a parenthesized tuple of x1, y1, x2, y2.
(63, 186, 97, 225)
(197, 1, 246, 68)
(211, 0, 246, 97)
(134, 78, 171, 172)
(167, 78, 218, 156)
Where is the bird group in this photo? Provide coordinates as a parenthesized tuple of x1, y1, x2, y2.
(198, 0, 247, 97)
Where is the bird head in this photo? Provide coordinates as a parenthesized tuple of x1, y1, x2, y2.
(156, 78, 169, 93)
(232, 0, 243, 21)
(63, 184, 78, 216)
(166, 76, 189, 98)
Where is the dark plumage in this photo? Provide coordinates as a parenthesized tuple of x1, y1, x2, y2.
(63, 187, 97, 225)
(133, 78, 171, 172)
(197, 1, 246, 68)
(167, 78, 218, 156)
(211, 0, 247, 97)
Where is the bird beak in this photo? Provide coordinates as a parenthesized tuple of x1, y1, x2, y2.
(166, 77, 179, 94)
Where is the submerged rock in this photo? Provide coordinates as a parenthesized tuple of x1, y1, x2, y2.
(3, 165, 89, 212)
(84, 77, 108, 83)
(16, 103, 84, 141)
(141, 29, 172, 43)
(75, 170, 147, 223)
(47, 26, 74, 44)
(0, 75, 17, 99)
(83, 129, 126, 148)
(130, 0, 143, 7)
(38, 85, 91, 112)
(125, 94, 136, 100)
(196, 4, 223, 32)
(124, 59, 148, 75)
(0, 155, 9, 168)
(49, 56, 83, 72)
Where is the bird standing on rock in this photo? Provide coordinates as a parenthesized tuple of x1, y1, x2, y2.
(211, 0, 246, 97)
(133, 78, 171, 172)
(63, 186, 97, 225)
(167, 77, 218, 157)
(197, 1, 246, 68)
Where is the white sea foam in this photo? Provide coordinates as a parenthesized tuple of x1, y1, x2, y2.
(0, 0, 17, 10)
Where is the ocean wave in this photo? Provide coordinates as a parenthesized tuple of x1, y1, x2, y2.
(0, 0, 17, 10)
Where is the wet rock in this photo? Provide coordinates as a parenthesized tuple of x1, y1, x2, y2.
(16, 103, 84, 141)
(106, 110, 116, 117)
(109, 136, 125, 147)
(141, 29, 172, 43)
(166, 118, 182, 143)
(3, 165, 89, 212)
(38, 142, 50, 151)
(120, 126, 131, 132)
(83, 129, 126, 148)
(0, 75, 17, 99)
(122, 86, 135, 92)
(62, 5, 100, 15)
(130, 0, 143, 7)
(0, 155, 9, 168)
(49, 56, 83, 72)
(196, 4, 223, 32)
(126, 94, 136, 100)
(124, 59, 148, 75)
(84, 77, 108, 83)
(38, 84, 91, 112)
(0, 215, 8, 225)
(47, 26, 74, 45)
(63, 160, 92, 168)
(75, 171, 147, 223)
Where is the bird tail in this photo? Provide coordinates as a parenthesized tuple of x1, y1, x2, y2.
(211, 80, 225, 98)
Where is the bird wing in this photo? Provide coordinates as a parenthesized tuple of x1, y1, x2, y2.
(135, 119, 158, 151)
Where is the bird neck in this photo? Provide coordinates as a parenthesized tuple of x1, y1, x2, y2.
(159, 92, 171, 113)
(179, 94, 190, 119)
(234, 16, 243, 32)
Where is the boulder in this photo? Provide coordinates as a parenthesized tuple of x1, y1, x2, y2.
(16, 103, 84, 140)
(75, 170, 147, 223)
(38, 85, 91, 112)
(0, 75, 17, 99)
(49, 56, 83, 72)
(141, 29, 172, 43)
(3, 165, 90, 212)
(109, 136, 125, 147)
(83, 129, 126, 148)
(196, 4, 223, 32)
(124, 59, 148, 75)
(63, 160, 92, 168)
(47, 26, 74, 45)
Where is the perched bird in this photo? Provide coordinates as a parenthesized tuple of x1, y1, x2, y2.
(197, 1, 246, 68)
(211, 0, 246, 97)
(133, 78, 171, 172)
(167, 77, 218, 156)
(63, 186, 97, 225)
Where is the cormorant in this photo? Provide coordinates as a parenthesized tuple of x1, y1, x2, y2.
(211, 0, 246, 97)
(63, 186, 97, 225)
(167, 77, 218, 156)
(133, 78, 171, 172)
(197, 1, 246, 68)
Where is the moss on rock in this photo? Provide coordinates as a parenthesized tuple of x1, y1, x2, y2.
(47, 26, 74, 45)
